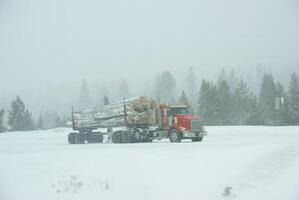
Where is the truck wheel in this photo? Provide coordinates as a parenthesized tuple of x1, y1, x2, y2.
(134, 130, 141, 143)
(79, 133, 85, 144)
(97, 134, 104, 143)
(68, 132, 79, 144)
(191, 137, 203, 142)
(112, 131, 121, 143)
(169, 129, 181, 143)
(86, 132, 94, 143)
(112, 132, 117, 143)
(121, 131, 128, 143)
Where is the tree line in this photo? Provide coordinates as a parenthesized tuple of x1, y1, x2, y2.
(79, 68, 299, 126)
(197, 72, 299, 125)
(0, 96, 67, 132)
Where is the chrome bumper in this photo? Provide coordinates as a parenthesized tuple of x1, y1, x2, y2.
(182, 130, 207, 138)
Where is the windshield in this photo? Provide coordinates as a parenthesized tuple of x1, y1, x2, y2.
(170, 107, 190, 115)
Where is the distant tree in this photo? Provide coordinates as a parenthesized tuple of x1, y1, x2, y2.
(119, 80, 130, 99)
(23, 110, 35, 131)
(228, 69, 238, 93)
(55, 116, 62, 128)
(79, 80, 92, 110)
(217, 79, 232, 125)
(157, 71, 176, 103)
(97, 83, 109, 106)
(245, 95, 262, 125)
(8, 96, 35, 131)
(232, 78, 260, 125)
(273, 81, 288, 125)
(217, 68, 227, 85)
(43, 111, 59, 129)
(232, 78, 250, 124)
(198, 80, 218, 125)
(37, 114, 44, 130)
(178, 90, 189, 106)
(104, 96, 109, 106)
(0, 109, 5, 132)
(259, 74, 276, 125)
(60, 116, 68, 127)
(154, 73, 162, 103)
(288, 73, 299, 125)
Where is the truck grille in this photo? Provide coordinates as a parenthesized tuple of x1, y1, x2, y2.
(191, 120, 203, 132)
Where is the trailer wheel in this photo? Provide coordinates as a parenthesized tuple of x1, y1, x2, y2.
(112, 131, 121, 143)
(169, 129, 181, 143)
(191, 137, 203, 142)
(68, 132, 79, 144)
(134, 130, 141, 143)
(112, 132, 117, 143)
(96, 134, 104, 143)
(79, 133, 85, 144)
(121, 131, 128, 143)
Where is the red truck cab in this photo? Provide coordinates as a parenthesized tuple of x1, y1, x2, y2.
(160, 105, 207, 142)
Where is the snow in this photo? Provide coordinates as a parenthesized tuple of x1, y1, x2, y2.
(1, 126, 299, 200)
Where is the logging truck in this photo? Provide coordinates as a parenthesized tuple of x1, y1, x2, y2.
(68, 96, 207, 144)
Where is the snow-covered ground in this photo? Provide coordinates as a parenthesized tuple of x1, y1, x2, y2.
(1, 126, 299, 200)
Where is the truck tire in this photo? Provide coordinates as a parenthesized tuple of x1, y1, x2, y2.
(78, 133, 85, 144)
(68, 132, 79, 144)
(169, 129, 181, 143)
(191, 137, 203, 142)
(121, 131, 128, 143)
(112, 131, 121, 143)
(112, 132, 117, 143)
(96, 134, 104, 143)
(134, 130, 141, 143)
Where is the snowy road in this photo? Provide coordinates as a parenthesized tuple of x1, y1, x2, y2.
(1, 126, 299, 200)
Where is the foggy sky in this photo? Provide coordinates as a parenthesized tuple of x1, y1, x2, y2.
(0, 0, 299, 116)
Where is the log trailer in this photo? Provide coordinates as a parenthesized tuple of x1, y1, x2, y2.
(68, 97, 207, 144)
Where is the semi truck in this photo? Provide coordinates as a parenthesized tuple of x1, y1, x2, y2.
(68, 96, 207, 144)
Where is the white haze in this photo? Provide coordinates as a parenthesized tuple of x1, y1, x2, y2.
(0, 0, 299, 117)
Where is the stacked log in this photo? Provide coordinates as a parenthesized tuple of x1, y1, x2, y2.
(73, 96, 157, 129)
(126, 96, 157, 126)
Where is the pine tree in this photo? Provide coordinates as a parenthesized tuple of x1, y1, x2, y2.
(274, 81, 288, 125)
(198, 80, 218, 125)
(0, 109, 5, 133)
(98, 83, 108, 106)
(228, 69, 238, 93)
(55, 116, 61, 128)
(8, 96, 26, 131)
(178, 90, 189, 106)
(232, 78, 260, 125)
(217, 80, 232, 125)
(233, 78, 250, 124)
(259, 74, 276, 125)
(288, 73, 299, 124)
(158, 71, 176, 103)
(246, 95, 262, 125)
(217, 68, 227, 85)
(24, 110, 35, 131)
(59, 116, 68, 127)
(8, 96, 35, 131)
(154, 73, 162, 103)
(37, 114, 44, 130)
(79, 80, 92, 110)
